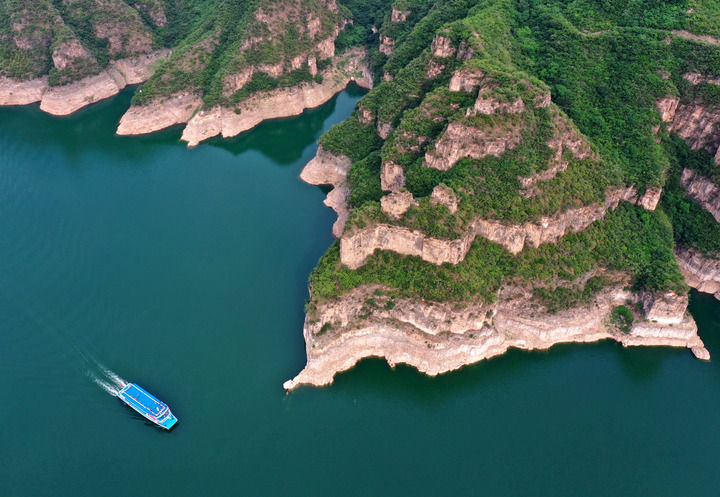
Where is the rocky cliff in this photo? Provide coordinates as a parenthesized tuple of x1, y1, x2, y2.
(300, 146, 353, 237)
(0, 50, 170, 115)
(681, 168, 720, 223)
(676, 247, 720, 300)
(339, 186, 660, 269)
(284, 283, 708, 390)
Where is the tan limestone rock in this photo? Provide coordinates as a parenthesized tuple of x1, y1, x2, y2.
(381, 161, 405, 192)
(381, 191, 417, 219)
(638, 187, 662, 211)
(431, 35, 455, 58)
(681, 168, 720, 223)
(642, 292, 688, 324)
(448, 67, 484, 92)
(430, 185, 458, 214)
(117, 93, 203, 135)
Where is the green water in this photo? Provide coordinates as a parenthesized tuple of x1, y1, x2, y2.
(1, 88, 720, 496)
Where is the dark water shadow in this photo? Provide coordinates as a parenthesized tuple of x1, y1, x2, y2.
(690, 290, 720, 371)
(317, 339, 615, 404)
(204, 94, 340, 165)
(0, 87, 185, 163)
(204, 82, 367, 164)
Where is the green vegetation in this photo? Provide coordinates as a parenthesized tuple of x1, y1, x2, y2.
(661, 136, 720, 256)
(610, 305, 634, 333)
(307, 0, 720, 309)
(311, 203, 687, 303)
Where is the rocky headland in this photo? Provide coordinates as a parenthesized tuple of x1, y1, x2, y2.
(284, 283, 708, 390)
(0, 50, 171, 115)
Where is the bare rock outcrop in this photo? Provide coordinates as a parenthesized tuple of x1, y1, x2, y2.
(643, 291, 688, 324)
(379, 35, 395, 55)
(658, 97, 720, 156)
(380, 161, 406, 192)
(470, 94, 525, 116)
(425, 121, 524, 170)
(0, 50, 170, 115)
(675, 246, 720, 300)
(381, 191, 417, 219)
(391, 8, 410, 22)
(431, 35, 455, 58)
(178, 49, 373, 147)
(449, 67, 484, 92)
(680, 168, 720, 222)
(430, 185, 458, 214)
(339, 187, 640, 269)
(0, 76, 48, 105)
(284, 283, 707, 390)
(683, 72, 720, 85)
(117, 92, 202, 135)
(300, 146, 353, 237)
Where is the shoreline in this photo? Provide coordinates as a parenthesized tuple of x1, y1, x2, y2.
(0, 50, 171, 116)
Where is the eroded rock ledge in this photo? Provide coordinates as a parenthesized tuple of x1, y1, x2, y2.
(340, 186, 659, 269)
(300, 146, 352, 237)
(116, 49, 372, 145)
(284, 284, 708, 390)
(681, 168, 720, 223)
(676, 246, 720, 300)
(0, 50, 171, 115)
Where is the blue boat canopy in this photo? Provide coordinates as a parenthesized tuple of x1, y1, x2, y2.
(118, 383, 178, 430)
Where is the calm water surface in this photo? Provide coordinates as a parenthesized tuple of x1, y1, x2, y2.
(1, 88, 719, 496)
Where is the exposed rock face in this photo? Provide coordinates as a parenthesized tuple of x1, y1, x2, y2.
(284, 283, 707, 390)
(449, 67, 484, 92)
(424, 121, 524, 170)
(299, 146, 352, 237)
(380, 161, 406, 192)
(681, 168, 720, 223)
(381, 191, 417, 219)
(675, 247, 720, 300)
(638, 187, 663, 211)
(470, 94, 525, 115)
(658, 97, 720, 156)
(391, 8, 411, 22)
(117, 92, 202, 135)
(0, 50, 170, 115)
(52, 38, 94, 71)
(643, 292, 688, 324)
(177, 50, 373, 147)
(0, 76, 48, 105)
(339, 187, 639, 269)
(671, 30, 720, 46)
(377, 121, 393, 139)
(379, 35, 395, 55)
(431, 35, 455, 58)
(683, 72, 720, 85)
(430, 185, 458, 214)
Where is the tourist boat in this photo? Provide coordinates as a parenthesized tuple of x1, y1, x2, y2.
(117, 383, 178, 430)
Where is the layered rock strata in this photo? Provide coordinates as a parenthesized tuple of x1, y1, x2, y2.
(0, 50, 170, 115)
(300, 146, 352, 237)
(284, 284, 708, 390)
(658, 96, 720, 158)
(117, 50, 372, 145)
(676, 247, 720, 300)
(681, 168, 720, 223)
(340, 187, 648, 269)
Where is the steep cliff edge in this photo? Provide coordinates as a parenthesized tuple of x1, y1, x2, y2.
(676, 247, 720, 300)
(681, 168, 720, 223)
(0, 50, 170, 114)
(181, 50, 372, 146)
(284, 284, 707, 390)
